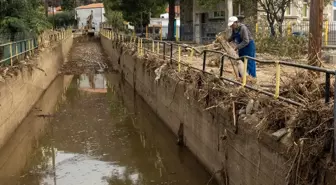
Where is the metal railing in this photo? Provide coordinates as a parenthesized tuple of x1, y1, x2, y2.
(0, 29, 72, 66)
(100, 28, 336, 106)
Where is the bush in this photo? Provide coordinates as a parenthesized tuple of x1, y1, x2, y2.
(242, 18, 309, 59)
(255, 31, 308, 59)
(0, 2, 51, 42)
(104, 11, 125, 32)
(49, 11, 77, 29)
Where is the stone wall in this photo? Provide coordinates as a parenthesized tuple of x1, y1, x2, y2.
(101, 36, 336, 185)
(0, 36, 73, 149)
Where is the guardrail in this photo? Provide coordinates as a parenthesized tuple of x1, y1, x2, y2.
(101, 29, 335, 105)
(0, 29, 72, 66)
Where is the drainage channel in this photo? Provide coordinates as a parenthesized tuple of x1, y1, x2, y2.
(0, 72, 217, 185)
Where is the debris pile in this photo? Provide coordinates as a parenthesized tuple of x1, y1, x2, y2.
(0, 29, 69, 81)
(60, 38, 108, 75)
(119, 34, 336, 185)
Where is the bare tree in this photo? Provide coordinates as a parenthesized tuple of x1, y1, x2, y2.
(257, 0, 291, 36)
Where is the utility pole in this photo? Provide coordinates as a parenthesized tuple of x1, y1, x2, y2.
(308, 0, 323, 67)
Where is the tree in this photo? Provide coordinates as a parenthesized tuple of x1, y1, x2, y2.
(257, 0, 291, 36)
(103, 0, 167, 35)
(308, 0, 323, 67)
(49, 11, 77, 28)
(167, 0, 175, 40)
(62, 0, 76, 11)
(0, 0, 51, 41)
(105, 11, 125, 32)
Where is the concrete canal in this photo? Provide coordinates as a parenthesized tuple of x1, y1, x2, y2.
(0, 37, 216, 185)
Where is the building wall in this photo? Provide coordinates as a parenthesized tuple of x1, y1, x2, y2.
(179, 0, 233, 43)
(192, 0, 228, 43)
(76, 7, 105, 32)
(180, 0, 194, 41)
(282, 2, 333, 22)
(149, 18, 180, 39)
(257, 1, 334, 24)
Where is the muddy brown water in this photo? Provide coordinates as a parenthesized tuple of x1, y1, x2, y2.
(0, 37, 217, 185)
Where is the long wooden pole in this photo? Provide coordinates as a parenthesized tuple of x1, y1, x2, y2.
(308, 0, 323, 67)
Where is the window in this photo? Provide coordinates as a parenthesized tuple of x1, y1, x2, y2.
(285, 4, 292, 16)
(302, 1, 308, 18)
(214, 11, 225, 18)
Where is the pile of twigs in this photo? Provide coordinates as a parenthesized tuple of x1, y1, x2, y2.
(117, 37, 336, 185)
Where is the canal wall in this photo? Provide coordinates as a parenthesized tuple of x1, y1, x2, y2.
(0, 36, 73, 149)
(101, 37, 335, 185)
(101, 36, 288, 185)
(0, 75, 73, 183)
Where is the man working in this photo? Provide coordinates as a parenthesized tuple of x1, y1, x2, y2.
(227, 16, 256, 78)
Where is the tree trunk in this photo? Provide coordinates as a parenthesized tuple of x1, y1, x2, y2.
(278, 24, 283, 37)
(266, 13, 276, 37)
(270, 23, 276, 37)
(168, 0, 175, 41)
(308, 0, 323, 67)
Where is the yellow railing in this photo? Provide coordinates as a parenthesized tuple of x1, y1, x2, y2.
(0, 29, 72, 66)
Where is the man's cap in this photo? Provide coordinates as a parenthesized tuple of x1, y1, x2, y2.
(228, 16, 238, 27)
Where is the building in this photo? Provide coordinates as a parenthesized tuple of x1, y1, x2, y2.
(165, 5, 181, 17)
(180, 0, 243, 43)
(149, 5, 181, 39)
(279, 0, 334, 23)
(150, 12, 180, 39)
(255, 0, 336, 45)
(76, 3, 106, 33)
(180, 0, 336, 44)
(48, 6, 62, 15)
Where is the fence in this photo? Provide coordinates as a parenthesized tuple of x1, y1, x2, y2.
(100, 27, 336, 158)
(180, 22, 226, 44)
(0, 32, 37, 45)
(255, 21, 336, 46)
(0, 29, 72, 66)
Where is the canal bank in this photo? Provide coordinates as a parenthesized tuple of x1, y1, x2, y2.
(100, 35, 307, 185)
(0, 34, 73, 149)
(0, 72, 216, 185)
